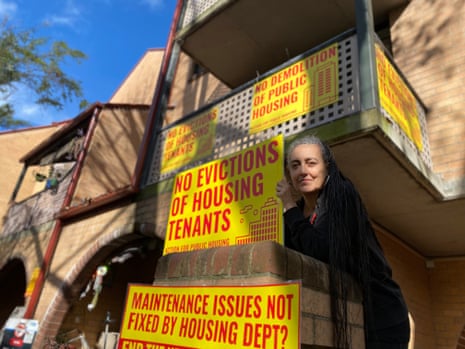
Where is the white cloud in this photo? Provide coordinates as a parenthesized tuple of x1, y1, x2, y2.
(44, 15, 74, 27)
(3, 83, 71, 127)
(140, 0, 163, 10)
(43, 0, 82, 28)
(18, 103, 40, 117)
(6, 84, 44, 124)
(0, 0, 17, 18)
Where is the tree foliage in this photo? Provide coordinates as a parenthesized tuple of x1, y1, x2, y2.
(0, 18, 88, 129)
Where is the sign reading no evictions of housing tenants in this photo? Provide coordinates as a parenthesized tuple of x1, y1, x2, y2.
(163, 135, 284, 255)
(249, 43, 339, 133)
(161, 106, 219, 174)
(118, 282, 300, 349)
(375, 44, 423, 151)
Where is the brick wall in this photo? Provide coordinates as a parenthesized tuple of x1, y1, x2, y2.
(33, 203, 142, 347)
(0, 222, 54, 294)
(1, 174, 70, 236)
(428, 259, 465, 349)
(154, 241, 365, 348)
(71, 106, 148, 207)
(135, 183, 173, 241)
(390, 0, 465, 181)
(376, 226, 465, 349)
(164, 52, 230, 126)
(377, 226, 435, 349)
(0, 126, 63, 226)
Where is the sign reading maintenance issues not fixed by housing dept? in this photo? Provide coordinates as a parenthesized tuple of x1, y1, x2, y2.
(118, 282, 301, 349)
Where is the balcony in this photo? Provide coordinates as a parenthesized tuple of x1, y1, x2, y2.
(0, 117, 87, 236)
(1, 104, 150, 236)
(148, 23, 465, 258)
(177, 0, 409, 88)
(1, 174, 71, 236)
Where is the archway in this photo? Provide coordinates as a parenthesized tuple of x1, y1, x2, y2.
(61, 239, 162, 348)
(36, 235, 163, 349)
(0, 258, 27, 326)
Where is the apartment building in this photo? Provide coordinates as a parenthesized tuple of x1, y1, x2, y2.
(1, 1, 464, 349)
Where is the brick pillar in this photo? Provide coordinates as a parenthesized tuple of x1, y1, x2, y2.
(154, 240, 365, 348)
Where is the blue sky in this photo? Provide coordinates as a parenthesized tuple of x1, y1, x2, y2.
(0, 0, 176, 128)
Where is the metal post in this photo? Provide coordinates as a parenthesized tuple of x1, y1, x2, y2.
(103, 311, 111, 349)
(354, 0, 380, 111)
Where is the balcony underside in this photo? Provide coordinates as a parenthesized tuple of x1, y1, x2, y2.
(327, 112, 465, 258)
(178, 0, 409, 87)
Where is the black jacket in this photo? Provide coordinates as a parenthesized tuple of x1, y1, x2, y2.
(284, 200, 410, 343)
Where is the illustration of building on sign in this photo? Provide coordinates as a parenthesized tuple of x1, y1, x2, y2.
(236, 197, 280, 244)
(313, 61, 338, 108)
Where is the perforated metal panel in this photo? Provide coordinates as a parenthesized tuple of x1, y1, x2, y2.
(182, 0, 217, 28)
(146, 35, 360, 184)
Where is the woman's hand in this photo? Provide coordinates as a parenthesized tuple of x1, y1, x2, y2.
(276, 178, 297, 211)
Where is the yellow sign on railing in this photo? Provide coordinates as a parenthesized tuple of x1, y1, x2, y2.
(161, 107, 219, 174)
(163, 135, 284, 255)
(119, 282, 301, 349)
(376, 44, 423, 151)
(249, 43, 339, 133)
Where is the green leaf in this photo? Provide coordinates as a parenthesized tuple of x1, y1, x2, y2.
(0, 17, 88, 129)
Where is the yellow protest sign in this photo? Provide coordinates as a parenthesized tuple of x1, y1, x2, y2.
(164, 135, 284, 255)
(376, 44, 423, 151)
(118, 282, 301, 349)
(250, 43, 339, 133)
(161, 107, 218, 174)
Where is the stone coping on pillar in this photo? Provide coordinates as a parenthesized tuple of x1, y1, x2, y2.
(154, 240, 362, 303)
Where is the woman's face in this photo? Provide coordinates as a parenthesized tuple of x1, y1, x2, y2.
(288, 143, 328, 195)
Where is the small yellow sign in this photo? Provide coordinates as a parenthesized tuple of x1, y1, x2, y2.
(164, 135, 284, 255)
(376, 44, 423, 151)
(24, 267, 40, 297)
(118, 282, 301, 349)
(250, 43, 339, 133)
(161, 107, 219, 174)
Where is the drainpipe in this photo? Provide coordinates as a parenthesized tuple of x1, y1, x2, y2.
(354, 0, 380, 111)
(23, 107, 101, 319)
(132, 0, 184, 189)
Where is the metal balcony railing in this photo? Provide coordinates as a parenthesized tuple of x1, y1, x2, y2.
(1, 172, 71, 236)
(146, 32, 430, 185)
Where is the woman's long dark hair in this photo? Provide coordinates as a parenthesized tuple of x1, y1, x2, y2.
(287, 135, 374, 348)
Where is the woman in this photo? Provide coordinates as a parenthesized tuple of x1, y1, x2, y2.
(276, 135, 410, 349)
